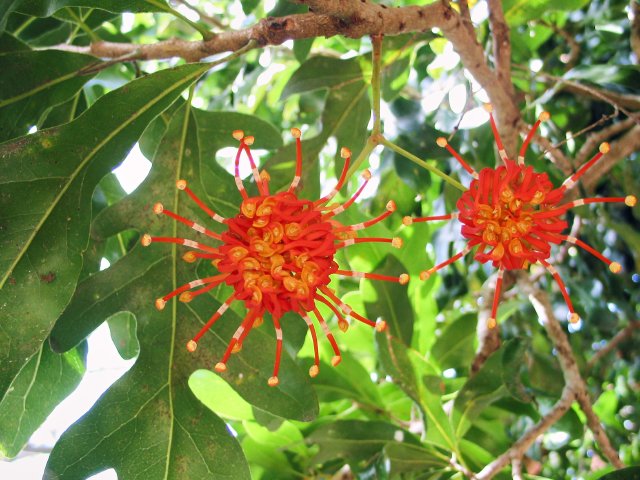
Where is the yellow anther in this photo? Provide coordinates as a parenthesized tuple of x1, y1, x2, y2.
(214, 362, 227, 372)
(268, 376, 279, 387)
(625, 195, 637, 207)
(179, 291, 193, 303)
(283, 276, 298, 292)
(331, 355, 342, 367)
(487, 317, 497, 329)
(539, 111, 550, 121)
(232, 130, 244, 141)
(419, 270, 431, 281)
(386, 200, 396, 212)
(392, 237, 403, 249)
(398, 273, 409, 285)
(186, 340, 197, 352)
(291, 127, 301, 138)
(361, 169, 372, 180)
(569, 313, 580, 324)
(241, 199, 257, 218)
(609, 262, 622, 274)
(232, 343, 242, 353)
(340, 147, 351, 158)
(141, 234, 152, 246)
(402, 216, 413, 226)
(599, 142, 610, 154)
(483, 103, 493, 112)
(153, 202, 164, 214)
(176, 179, 187, 190)
(155, 298, 166, 311)
(229, 246, 249, 261)
(338, 320, 349, 332)
(285, 222, 301, 238)
(244, 135, 255, 146)
(436, 137, 448, 147)
(309, 365, 319, 377)
(182, 251, 197, 263)
(375, 319, 387, 332)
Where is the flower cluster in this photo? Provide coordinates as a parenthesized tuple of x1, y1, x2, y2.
(143, 129, 408, 386)
(404, 104, 636, 328)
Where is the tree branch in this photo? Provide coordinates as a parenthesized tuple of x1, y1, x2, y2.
(487, 0, 514, 97)
(587, 321, 640, 371)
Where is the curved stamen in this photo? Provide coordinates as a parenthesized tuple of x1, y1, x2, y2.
(318, 286, 387, 331)
(175, 180, 226, 223)
(560, 142, 609, 192)
(322, 169, 371, 219)
(153, 203, 222, 241)
(484, 104, 509, 164)
(334, 200, 396, 232)
(301, 313, 321, 377)
(419, 245, 472, 281)
(487, 267, 504, 329)
(215, 309, 259, 374)
(155, 273, 229, 310)
(561, 235, 622, 273)
(336, 237, 403, 249)
(436, 137, 479, 178)
(187, 294, 236, 351)
(335, 269, 409, 285)
(403, 213, 459, 225)
(314, 147, 351, 206)
(312, 307, 341, 367)
(518, 111, 550, 165)
(141, 234, 219, 252)
(289, 128, 303, 192)
(539, 259, 579, 323)
(315, 294, 349, 332)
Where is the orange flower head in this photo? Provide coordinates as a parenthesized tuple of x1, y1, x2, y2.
(409, 105, 635, 328)
(143, 128, 407, 386)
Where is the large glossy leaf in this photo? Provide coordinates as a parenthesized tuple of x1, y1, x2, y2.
(597, 467, 640, 480)
(0, 0, 168, 32)
(0, 62, 210, 403)
(384, 443, 449, 476)
(46, 106, 252, 479)
(0, 342, 86, 458)
(502, 0, 590, 26)
(0, 50, 98, 142)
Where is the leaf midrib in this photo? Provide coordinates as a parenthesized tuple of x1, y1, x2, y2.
(0, 65, 207, 289)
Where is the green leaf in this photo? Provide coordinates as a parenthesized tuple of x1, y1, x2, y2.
(0, 342, 86, 458)
(189, 369, 254, 421)
(308, 419, 418, 465)
(376, 333, 457, 452)
(0, 50, 97, 141)
(431, 313, 477, 370)
(384, 443, 449, 476)
(0, 62, 209, 403)
(452, 342, 508, 438)
(1, 0, 169, 32)
(107, 311, 140, 360)
(363, 255, 413, 345)
(502, 0, 590, 26)
(0, 32, 29, 53)
(597, 467, 640, 480)
(501, 336, 533, 403)
(46, 106, 251, 479)
(281, 56, 365, 99)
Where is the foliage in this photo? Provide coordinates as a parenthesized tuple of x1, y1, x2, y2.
(0, 1, 638, 479)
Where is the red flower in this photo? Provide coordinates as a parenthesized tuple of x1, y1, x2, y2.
(143, 129, 408, 386)
(404, 105, 636, 328)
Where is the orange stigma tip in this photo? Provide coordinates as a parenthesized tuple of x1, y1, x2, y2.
(402, 216, 413, 226)
(436, 137, 448, 147)
(386, 200, 396, 212)
(362, 169, 372, 180)
(340, 147, 351, 158)
(419, 270, 430, 281)
(599, 142, 610, 154)
(483, 103, 493, 112)
(155, 298, 166, 310)
(179, 291, 193, 303)
(214, 362, 227, 372)
(625, 195, 637, 207)
(539, 111, 550, 121)
(569, 313, 580, 324)
(153, 202, 164, 214)
(291, 127, 301, 138)
(260, 170, 271, 182)
(232, 130, 244, 141)
(487, 317, 497, 329)
(399, 273, 409, 285)
(309, 365, 319, 377)
(244, 135, 255, 146)
(232, 343, 242, 353)
(375, 319, 387, 332)
(609, 262, 622, 274)
(186, 340, 197, 352)
(338, 320, 349, 332)
(176, 179, 187, 190)
(392, 237, 403, 249)
(182, 252, 197, 263)
(268, 376, 279, 387)
(141, 234, 152, 246)
(331, 355, 342, 367)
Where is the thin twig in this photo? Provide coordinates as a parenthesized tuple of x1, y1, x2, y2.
(172, 0, 227, 30)
(587, 321, 640, 371)
(576, 116, 636, 164)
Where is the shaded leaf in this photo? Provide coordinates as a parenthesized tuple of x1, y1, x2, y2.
(0, 342, 86, 458)
(502, 0, 590, 26)
(431, 313, 477, 370)
(597, 467, 640, 480)
(0, 50, 97, 141)
(0, 62, 209, 403)
(384, 442, 449, 476)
